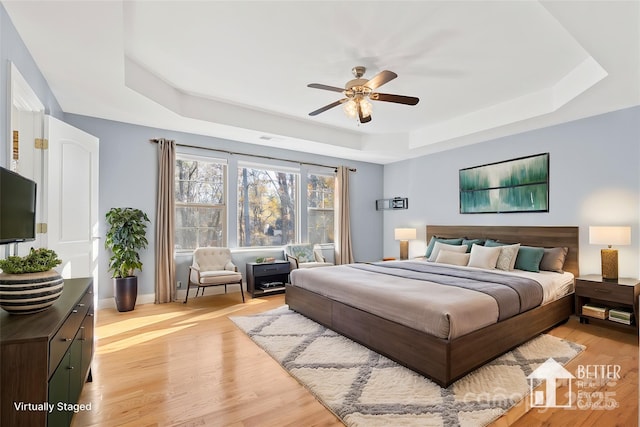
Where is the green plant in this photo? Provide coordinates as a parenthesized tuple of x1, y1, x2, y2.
(0, 248, 62, 274)
(105, 207, 150, 278)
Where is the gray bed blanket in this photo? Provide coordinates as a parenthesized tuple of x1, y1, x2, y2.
(350, 261, 543, 321)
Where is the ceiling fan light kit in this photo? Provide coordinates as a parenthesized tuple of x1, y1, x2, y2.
(343, 98, 372, 120)
(308, 66, 420, 124)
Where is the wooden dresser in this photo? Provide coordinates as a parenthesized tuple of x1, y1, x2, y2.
(0, 277, 94, 427)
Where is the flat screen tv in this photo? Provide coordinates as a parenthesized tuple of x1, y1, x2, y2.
(0, 167, 37, 244)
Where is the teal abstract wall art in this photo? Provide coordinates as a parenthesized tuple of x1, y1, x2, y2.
(460, 153, 549, 214)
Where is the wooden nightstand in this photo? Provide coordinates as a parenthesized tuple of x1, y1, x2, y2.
(246, 261, 290, 298)
(574, 275, 640, 334)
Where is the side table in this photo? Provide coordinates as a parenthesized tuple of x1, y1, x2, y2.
(246, 260, 290, 298)
(574, 275, 640, 334)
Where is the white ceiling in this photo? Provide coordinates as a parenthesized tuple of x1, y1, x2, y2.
(3, 1, 639, 164)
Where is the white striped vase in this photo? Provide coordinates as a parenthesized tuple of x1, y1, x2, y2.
(0, 270, 64, 314)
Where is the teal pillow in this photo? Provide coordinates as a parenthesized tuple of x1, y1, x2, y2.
(514, 246, 545, 272)
(426, 237, 463, 258)
(462, 238, 485, 253)
(484, 239, 504, 247)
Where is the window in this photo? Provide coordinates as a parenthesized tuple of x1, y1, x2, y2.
(307, 173, 335, 244)
(174, 155, 226, 251)
(238, 165, 299, 246)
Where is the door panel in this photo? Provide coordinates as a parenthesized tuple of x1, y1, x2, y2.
(45, 116, 99, 282)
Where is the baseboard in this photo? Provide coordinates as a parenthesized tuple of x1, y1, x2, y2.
(97, 287, 244, 310)
(97, 292, 156, 310)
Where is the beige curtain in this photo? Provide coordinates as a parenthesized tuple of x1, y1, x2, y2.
(335, 166, 354, 264)
(154, 138, 176, 303)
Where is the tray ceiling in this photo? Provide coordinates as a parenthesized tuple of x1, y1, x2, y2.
(3, 1, 638, 164)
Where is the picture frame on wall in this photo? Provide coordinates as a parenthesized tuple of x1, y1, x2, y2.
(459, 153, 549, 214)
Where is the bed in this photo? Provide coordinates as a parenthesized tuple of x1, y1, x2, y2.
(285, 225, 579, 387)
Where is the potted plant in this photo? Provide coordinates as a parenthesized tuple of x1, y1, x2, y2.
(0, 248, 63, 314)
(105, 207, 150, 312)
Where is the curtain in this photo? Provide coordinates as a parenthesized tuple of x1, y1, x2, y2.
(154, 138, 176, 303)
(335, 166, 354, 264)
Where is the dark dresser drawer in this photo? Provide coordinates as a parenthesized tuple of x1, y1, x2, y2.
(49, 288, 93, 374)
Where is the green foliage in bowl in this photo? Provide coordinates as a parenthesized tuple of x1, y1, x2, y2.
(0, 248, 62, 274)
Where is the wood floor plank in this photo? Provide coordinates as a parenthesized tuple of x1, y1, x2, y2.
(71, 293, 637, 427)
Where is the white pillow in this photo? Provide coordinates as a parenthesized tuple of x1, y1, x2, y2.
(427, 241, 466, 262)
(496, 243, 520, 271)
(435, 250, 470, 266)
(468, 244, 501, 269)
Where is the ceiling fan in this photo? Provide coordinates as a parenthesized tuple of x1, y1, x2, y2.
(307, 66, 419, 124)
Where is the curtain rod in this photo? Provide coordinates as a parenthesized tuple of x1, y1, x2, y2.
(149, 139, 356, 172)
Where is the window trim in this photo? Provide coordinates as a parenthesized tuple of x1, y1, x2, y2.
(306, 171, 336, 245)
(237, 163, 301, 247)
(174, 154, 228, 252)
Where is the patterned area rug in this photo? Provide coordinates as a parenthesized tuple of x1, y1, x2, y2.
(230, 306, 584, 427)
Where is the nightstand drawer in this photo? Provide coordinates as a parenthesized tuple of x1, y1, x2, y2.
(575, 281, 633, 305)
(253, 262, 289, 277)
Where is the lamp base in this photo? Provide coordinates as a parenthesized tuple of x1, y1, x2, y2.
(399, 240, 409, 260)
(601, 248, 619, 281)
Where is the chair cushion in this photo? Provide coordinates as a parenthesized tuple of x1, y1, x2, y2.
(198, 271, 242, 285)
(287, 244, 315, 263)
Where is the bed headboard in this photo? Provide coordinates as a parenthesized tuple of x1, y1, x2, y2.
(426, 225, 579, 277)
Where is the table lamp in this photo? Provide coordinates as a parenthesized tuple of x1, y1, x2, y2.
(394, 228, 416, 260)
(589, 226, 631, 280)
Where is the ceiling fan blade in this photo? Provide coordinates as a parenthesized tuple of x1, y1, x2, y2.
(370, 92, 419, 105)
(357, 102, 372, 124)
(309, 99, 347, 116)
(364, 70, 397, 90)
(307, 83, 345, 93)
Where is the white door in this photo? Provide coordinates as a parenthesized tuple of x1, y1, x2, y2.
(45, 116, 99, 282)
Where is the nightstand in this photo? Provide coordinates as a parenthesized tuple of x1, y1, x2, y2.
(574, 275, 640, 334)
(246, 261, 290, 298)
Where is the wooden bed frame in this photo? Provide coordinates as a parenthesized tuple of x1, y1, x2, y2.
(285, 225, 579, 387)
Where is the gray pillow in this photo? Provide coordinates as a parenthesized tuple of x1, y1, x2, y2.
(540, 247, 569, 273)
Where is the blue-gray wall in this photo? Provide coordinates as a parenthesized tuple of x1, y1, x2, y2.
(383, 106, 640, 278)
(63, 114, 384, 300)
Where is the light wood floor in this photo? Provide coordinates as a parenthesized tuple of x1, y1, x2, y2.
(72, 292, 638, 427)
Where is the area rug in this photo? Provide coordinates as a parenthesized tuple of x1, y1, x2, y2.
(230, 306, 584, 427)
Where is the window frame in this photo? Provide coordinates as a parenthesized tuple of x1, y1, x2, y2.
(174, 153, 228, 252)
(237, 161, 301, 248)
(306, 171, 336, 245)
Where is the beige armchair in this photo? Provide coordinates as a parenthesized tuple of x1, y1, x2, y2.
(284, 244, 334, 270)
(184, 247, 244, 303)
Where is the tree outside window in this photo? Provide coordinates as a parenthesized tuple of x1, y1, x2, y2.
(307, 173, 335, 244)
(238, 166, 298, 246)
(175, 157, 226, 251)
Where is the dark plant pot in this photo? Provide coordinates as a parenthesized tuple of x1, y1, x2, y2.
(114, 276, 137, 312)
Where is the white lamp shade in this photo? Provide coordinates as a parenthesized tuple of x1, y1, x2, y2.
(394, 228, 417, 241)
(589, 226, 631, 246)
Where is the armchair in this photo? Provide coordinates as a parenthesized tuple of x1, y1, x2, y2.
(184, 247, 244, 303)
(285, 244, 334, 270)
